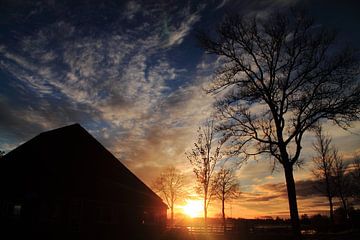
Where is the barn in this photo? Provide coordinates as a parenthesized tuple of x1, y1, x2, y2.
(0, 124, 167, 240)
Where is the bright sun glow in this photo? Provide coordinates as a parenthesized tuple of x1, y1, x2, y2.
(182, 200, 203, 218)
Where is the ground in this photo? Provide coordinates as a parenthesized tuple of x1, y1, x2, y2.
(159, 228, 360, 240)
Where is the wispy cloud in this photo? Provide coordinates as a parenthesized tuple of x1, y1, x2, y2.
(123, 0, 142, 20)
(165, 12, 201, 47)
(0, 1, 212, 178)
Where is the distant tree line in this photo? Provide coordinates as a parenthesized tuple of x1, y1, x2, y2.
(301, 207, 360, 232)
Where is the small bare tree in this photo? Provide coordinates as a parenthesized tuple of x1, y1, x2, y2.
(152, 166, 186, 226)
(187, 120, 223, 227)
(351, 157, 360, 200)
(212, 167, 240, 231)
(312, 126, 335, 223)
(332, 150, 351, 219)
(198, 9, 360, 237)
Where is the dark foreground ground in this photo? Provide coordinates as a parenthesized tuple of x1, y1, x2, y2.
(2, 228, 359, 240)
(303, 231, 360, 240)
(159, 228, 360, 240)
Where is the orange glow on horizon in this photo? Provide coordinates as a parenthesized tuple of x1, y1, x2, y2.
(182, 199, 203, 218)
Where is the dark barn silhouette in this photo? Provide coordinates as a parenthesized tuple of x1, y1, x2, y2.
(0, 124, 167, 240)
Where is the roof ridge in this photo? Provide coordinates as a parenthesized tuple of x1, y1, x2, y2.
(39, 123, 82, 135)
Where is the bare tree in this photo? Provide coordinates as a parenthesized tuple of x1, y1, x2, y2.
(0, 151, 4, 158)
(198, 9, 360, 237)
(332, 150, 351, 219)
(312, 126, 335, 223)
(187, 120, 223, 227)
(351, 157, 360, 200)
(212, 167, 240, 231)
(152, 166, 186, 226)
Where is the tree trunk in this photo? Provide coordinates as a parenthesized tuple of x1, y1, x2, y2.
(325, 175, 334, 224)
(339, 193, 349, 219)
(204, 198, 207, 230)
(328, 195, 334, 224)
(171, 205, 174, 227)
(284, 164, 301, 238)
(222, 198, 226, 233)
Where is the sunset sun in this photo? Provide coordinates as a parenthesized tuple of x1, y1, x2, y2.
(182, 200, 203, 218)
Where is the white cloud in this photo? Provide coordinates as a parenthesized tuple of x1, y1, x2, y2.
(215, 0, 231, 10)
(124, 0, 142, 20)
(165, 12, 201, 47)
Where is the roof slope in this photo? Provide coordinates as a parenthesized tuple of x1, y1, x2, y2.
(0, 124, 166, 208)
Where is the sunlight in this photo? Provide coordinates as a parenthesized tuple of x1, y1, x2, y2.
(182, 200, 203, 218)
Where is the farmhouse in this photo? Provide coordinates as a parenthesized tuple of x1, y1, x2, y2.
(0, 124, 167, 240)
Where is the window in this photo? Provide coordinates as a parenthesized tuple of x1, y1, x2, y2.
(13, 204, 22, 216)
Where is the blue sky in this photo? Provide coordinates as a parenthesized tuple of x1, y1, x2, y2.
(1, 0, 359, 218)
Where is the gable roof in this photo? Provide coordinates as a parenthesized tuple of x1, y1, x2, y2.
(0, 124, 166, 208)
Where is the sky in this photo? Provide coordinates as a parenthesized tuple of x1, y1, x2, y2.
(1, 0, 360, 219)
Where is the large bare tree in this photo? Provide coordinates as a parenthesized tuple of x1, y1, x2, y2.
(198, 9, 360, 237)
(212, 166, 240, 231)
(312, 126, 335, 223)
(152, 166, 186, 226)
(187, 120, 223, 227)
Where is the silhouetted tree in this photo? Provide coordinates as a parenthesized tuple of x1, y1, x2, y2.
(152, 166, 186, 226)
(332, 150, 351, 219)
(212, 167, 240, 231)
(0, 150, 4, 158)
(312, 126, 335, 223)
(351, 157, 360, 200)
(300, 214, 310, 226)
(187, 120, 223, 227)
(198, 9, 360, 237)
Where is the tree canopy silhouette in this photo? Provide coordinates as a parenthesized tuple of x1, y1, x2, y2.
(198, 9, 360, 237)
(212, 166, 240, 231)
(187, 120, 223, 227)
(152, 166, 186, 226)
